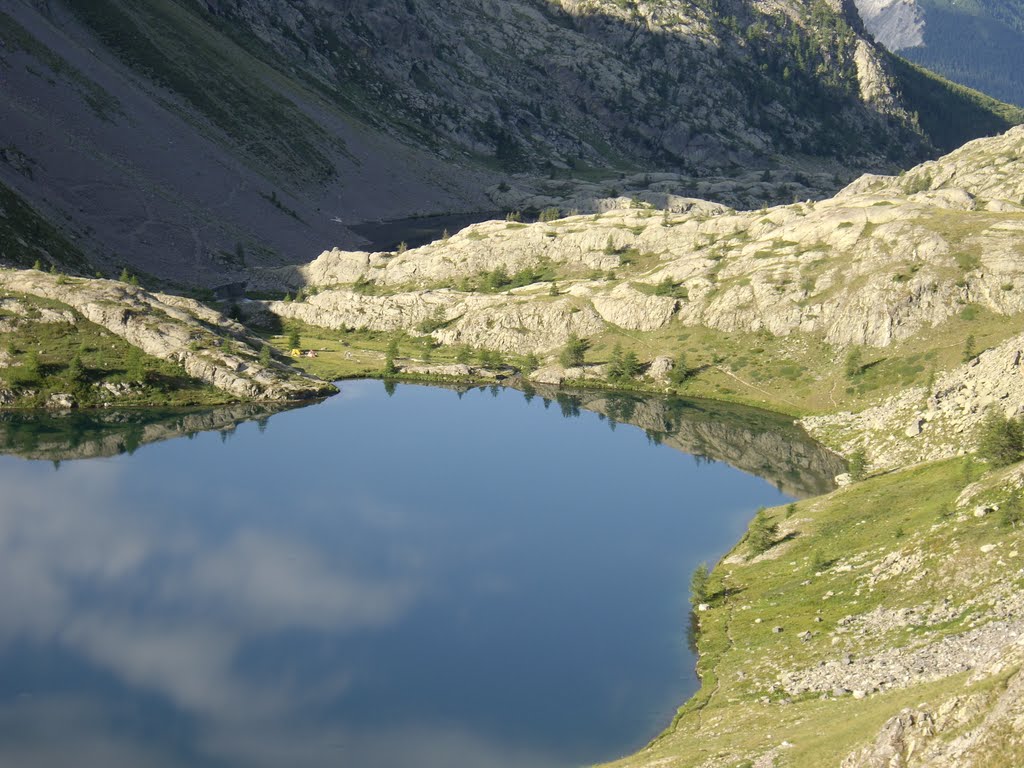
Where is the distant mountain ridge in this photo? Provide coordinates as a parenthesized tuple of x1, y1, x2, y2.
(855, 0, 1024, 107)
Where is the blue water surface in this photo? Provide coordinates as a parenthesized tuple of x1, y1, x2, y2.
(0, 381, 813, 768)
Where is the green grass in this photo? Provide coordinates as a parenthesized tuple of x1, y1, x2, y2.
(0, 289, 228, 408)
(603, 456, 1024, 767)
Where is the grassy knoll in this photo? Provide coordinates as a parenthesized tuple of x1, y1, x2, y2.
(602, 456, 1024, 767)
(0, 289, 229, 408)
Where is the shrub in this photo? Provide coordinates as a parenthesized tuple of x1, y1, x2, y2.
(538, 207, 561, 223)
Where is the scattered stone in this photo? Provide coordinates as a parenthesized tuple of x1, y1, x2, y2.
(45, 393, 75, 410)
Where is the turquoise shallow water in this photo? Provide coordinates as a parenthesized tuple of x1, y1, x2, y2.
(0, 381, 836, 768)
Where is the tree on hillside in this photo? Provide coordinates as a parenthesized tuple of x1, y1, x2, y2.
(963, 334, 976, 363)
(976, 408, 1024, 466)
(383, 337, 400, 376)
(848, 448, 868, 481)
(844, 346, 863, 379)
(690, 562, 710, 607)
(746, 507, 779, 558)
(125, 346, 147, 382)
(608, 342, 642, 381)
(559, 333, 589, 368)
(669, 352, 692, 386)
(287, 327, 301, 351)
(65, 354, 85, 387)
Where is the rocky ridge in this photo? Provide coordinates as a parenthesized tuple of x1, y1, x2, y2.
(260, 127, 1024, 358)
(0, 270, 335, 402)
(2, 0, 1020, 286)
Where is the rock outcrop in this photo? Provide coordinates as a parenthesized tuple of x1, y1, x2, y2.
(257, 127, 1024, 355)
(0, 270, 336, 402)
(802, 329, 1024, 470)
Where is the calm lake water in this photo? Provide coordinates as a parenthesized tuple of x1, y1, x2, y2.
(0, 381, 841, 768)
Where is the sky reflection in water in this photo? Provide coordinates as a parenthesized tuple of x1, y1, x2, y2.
(0, 381, 808, 768)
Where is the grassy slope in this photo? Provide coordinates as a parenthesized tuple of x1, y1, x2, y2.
(274, 297, 1024, 419)
(601, 456, 1024, 767)
(0, 288, 229, 408)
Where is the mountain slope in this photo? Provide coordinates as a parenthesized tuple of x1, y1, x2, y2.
(1, 0, 1021, 288)
(856, 0, 1024, 107)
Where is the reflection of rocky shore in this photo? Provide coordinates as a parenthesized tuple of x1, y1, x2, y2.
(541, 388, 845, 498)
(0, 403, 309, 462)
(387, 380, 844, 497)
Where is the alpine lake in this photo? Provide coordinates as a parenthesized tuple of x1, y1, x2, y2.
(0, 379, 844, 768)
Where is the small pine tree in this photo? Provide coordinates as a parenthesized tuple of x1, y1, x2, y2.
(384, 338, 400, 376)
(621, 350, 641, 378)
(119, 267, 131, 283)
(1001, 491, 1024, 528)
(559, 333, 589, 368)
(746, 508, 779, 558)
(125, 346, 146, 382)
(690, 562, 710, 607)
(848, 448, 868, 481)
(522, 352, 540, 373)
(962, 334, 976, 363)
(669, 352, 691, 386)
(608, 343, 625, 379)
(32, 259, 42, 271)
(66, 354, 85, 385)
(20, 350, 40, 384)
(259, 344, 272, 366)
(287, 328, 301, 351)
(808, 551, 828, 574)
(844, 347, 863, 379)
(283, 292, 292, 303)
(976, 408, 1024, 466)
(455, 345, 473, 364)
